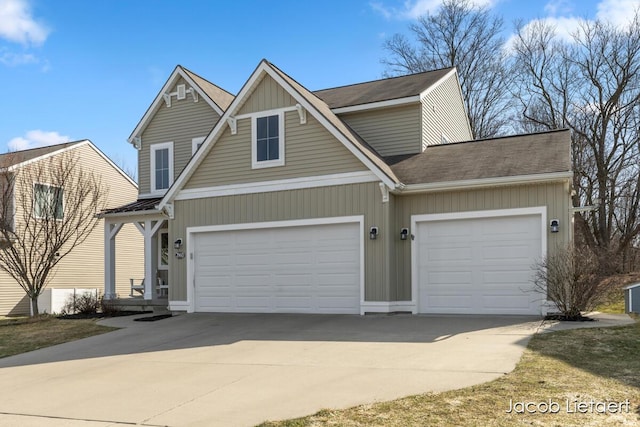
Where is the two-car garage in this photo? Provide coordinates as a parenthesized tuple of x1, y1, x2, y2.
(188, 208, 546, 316)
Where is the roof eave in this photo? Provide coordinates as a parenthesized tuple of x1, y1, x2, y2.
(396, 171, 574, 194)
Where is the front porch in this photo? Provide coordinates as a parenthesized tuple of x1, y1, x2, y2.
(101, 198, 172, 304)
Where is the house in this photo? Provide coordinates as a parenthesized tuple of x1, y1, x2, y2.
(101, 59, 572, 316)
(0, 140, 143, 315)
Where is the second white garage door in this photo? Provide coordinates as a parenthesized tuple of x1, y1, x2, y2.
(415, 212, 543, 315)
(193, 221, 361, 314)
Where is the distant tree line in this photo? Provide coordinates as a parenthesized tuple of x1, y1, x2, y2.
(382, 0, 640, 274)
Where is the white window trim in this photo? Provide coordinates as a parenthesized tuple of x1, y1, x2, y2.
(251, 111, 285, 169)
(150, 142, 174, 195)
(33, 182, 64, 220)
(191, 137, 205, 155)
(157, 228, 169, 270)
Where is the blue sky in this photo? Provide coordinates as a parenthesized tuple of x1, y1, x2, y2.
(0, 0, 638, 176)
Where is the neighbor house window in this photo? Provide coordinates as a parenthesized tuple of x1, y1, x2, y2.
(150, 142, 174, 193)
(252, 112, 284, 168)
(192, 137, 205, 155)
(33, 183, 63, 220)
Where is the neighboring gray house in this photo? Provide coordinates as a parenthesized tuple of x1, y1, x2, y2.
(101, 59, 572, 316)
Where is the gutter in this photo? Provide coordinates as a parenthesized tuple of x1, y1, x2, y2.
(396, 171, 573, 194)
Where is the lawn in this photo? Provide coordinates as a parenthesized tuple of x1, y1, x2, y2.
(259, 320, 640, 427)
(0, 315, 116, 359)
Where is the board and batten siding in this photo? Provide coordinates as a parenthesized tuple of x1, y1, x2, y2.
(138, 77, 220, 195)
(0, 143, 143, 315)
(237, 74, 297, 115)
(339, 104, 422, 157)
(393, 182, 571, 301)
(421, 73, 473, 149)
(170, 182, 394, 303)
(184, 112, 367, 189)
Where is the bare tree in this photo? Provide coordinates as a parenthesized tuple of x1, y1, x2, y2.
(532, 245, 605, 320)
(0, 151, 106, 315)
(381, 0, 512, 138)
(511, 13, 640, 272)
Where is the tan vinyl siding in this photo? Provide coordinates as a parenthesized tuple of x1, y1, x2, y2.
(0, 143, 143, 315)
(393, 182, 571, 300)
(138, 77, 219, 195)
(339, 104, 422, 156)
(237, 74, 296, 115)
(170, 182, 394, 302)
(184, 112, 367, 189)
(421, 73, 473, 149)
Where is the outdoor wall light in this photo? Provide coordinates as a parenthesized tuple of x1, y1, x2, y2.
(369, 227, 379, 240)
(550, 219, 560, 233)
(400, 228, 409, 240)
(174, 238, 183, 249)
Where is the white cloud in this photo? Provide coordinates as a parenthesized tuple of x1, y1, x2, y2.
(8, 130, 71, 151)
(371, 0, 497, 20)
(596, 0, 640, 27)
(0, 0, 49, 45)
(0, 49, 37, 66)
(544, 0, 574, 16)
(503, 16, 584, 55)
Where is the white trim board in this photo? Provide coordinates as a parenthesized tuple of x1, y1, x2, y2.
(331, 96, 420, 114)
(175, 171, 378, 200)
(186, 215, 365, 314)
(410, 206, 548, 314)
(158, 60, 398, 212)
(360, 301, 416, 315)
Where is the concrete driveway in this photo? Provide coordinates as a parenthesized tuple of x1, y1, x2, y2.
(0, 313, 542, 427)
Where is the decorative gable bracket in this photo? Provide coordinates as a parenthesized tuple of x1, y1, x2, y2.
(132, 137, 142, 151)
(163, 84, 198, 107)
(227, 117, 237, 135)
(162, 203, 175, 219)
(379, 183, 389, 203)
(295, 103, 307, 124)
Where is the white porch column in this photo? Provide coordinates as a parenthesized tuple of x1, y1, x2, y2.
(104, 220, 123, 299)
(135, 219, 165, 300)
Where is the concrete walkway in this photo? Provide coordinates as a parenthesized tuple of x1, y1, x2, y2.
(0, 312, 633, 427)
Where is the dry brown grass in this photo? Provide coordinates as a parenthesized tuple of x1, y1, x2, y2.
(259, 322, 640, 427)
(0, 315, 116, 358)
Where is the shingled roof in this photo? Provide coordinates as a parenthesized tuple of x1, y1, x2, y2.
(181, 66, 234, 112)
(100, 197, 162, 215)
(387, 129, 572, 185)
(0, 140, 84, 168)
(313, 68, 453, 109)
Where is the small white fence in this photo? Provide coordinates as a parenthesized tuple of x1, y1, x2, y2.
(37, 288, 99, 314)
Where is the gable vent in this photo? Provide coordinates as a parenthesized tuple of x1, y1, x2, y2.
(177, 84, 186, 100)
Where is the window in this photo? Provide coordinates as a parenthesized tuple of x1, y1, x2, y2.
(192, 137, 205, 155)
(252, 112, 284, 168)
(150, 142, 174, 193)
(158, 230, 169, 269)
(34, 183, 63, 220)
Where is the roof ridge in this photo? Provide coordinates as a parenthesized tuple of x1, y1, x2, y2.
(426, 128, 571, 149)
(312, 66, 455, 93)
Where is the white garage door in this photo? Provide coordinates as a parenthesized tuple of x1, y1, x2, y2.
(416, 213, 542, 315)
(193, 222, 361, 314)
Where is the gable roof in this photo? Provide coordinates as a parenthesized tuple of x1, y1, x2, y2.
(0, 141, 83, 168)
(158, 59, 402, 210)
(313, 67, 454, 109)
(387, 129, 572, 185)
(0, 139, 137, 187)
(128, 65, 234, 144)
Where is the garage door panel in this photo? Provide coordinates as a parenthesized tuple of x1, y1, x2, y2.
(194, 221, 360, 314)
(417, 213, 542, 315)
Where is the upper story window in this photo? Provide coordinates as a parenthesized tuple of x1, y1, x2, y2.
(252, 112, 284, 169)
(33, 183, 63, 220)
(192, 137, 205, 155)
(150, 142, 174, 194)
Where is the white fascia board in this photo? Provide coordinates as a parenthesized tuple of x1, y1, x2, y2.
(159, 61, 396, 210)
(331, 96, 420, 114)
(265, 67, 397, 189)
(98, 210, 164, 220)
(175, 171, 378, 200)
(419, 68, 457, 99)
(398, 171, 574, 194)
(128, 67, 223, 144)
(6, 140, 87, 172)
(624, 282, 640, 290)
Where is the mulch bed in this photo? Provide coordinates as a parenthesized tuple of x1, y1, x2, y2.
(58, 311, 152, 320)
(544, 313, 596, 321)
